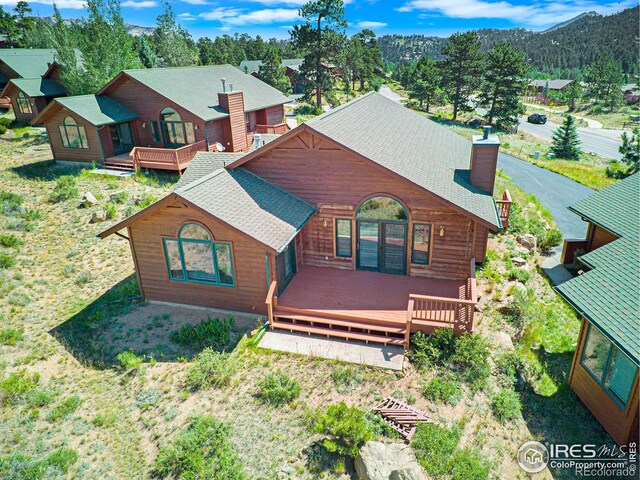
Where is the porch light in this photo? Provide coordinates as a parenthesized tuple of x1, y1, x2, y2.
(439, 226, 445, 237)
(142, 122, 146, 128)
(322, 218, 328, 228)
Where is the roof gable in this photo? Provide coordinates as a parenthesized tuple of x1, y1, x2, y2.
(2, 78, 66, 98)
(32, 94, 139, 126)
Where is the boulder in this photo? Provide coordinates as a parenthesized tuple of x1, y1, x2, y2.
(355, 441, 427, 480)
(511, 257, 527, 267)
(132, 194, 142, 205)
(81, 192, 98, 208)
(493, 331, 515, 351)
(513, 282, 527, 297)
(90, 210, 107, 223)
(517, 234, 537, 253)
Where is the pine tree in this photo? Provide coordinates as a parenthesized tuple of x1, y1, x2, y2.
(136, 35, 157, 68)
(551, 115, 582, 160)
(619, 128, 639, 176)
(479, 42, 529, 131)
(441, 31, 483, 120)
(408, 56, 442, 112)
(13, 1, 33, 46)
(152, 1, 198, 67)
(585, 53, 624, 111)
(258, 45, 291, 94)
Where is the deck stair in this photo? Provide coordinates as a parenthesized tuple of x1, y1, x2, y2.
(373, 397, 433, 442)
(103, 156, 135, 172)
(271, 306, 406, 346)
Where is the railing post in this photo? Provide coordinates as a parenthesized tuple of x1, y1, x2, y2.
(266, 280, 277, 329)
(405, 298, 414, 352)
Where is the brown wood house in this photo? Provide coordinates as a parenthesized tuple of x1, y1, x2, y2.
(32, 65, 290, 172)
(100, 93, 509, 349)
(0, 48, 58, 110)
(558, 173, 639, 446)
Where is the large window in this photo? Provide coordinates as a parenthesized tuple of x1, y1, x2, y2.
(160, 107, 196, 147)
(17, 92, 31, 114)
(411, 224, 432, 265)
(162, 223, 235, 287)
(335, 218, 352, 258)
(581, 324, 637, 408)
(58, 116, 88, 149)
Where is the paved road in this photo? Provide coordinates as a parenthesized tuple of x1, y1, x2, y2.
(497, 152, 593, 239)
(518, 118, 622, 160)
(379, 85, 406, 103)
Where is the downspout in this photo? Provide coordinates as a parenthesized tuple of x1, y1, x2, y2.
(204, 121, 210, 151)
(96, 126, 105, 165)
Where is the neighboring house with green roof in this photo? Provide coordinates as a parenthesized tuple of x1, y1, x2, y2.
(0, 48, 56, 87)
(558, 173, 639, 445)
(99, 93, 509, 351)
(238, 58, 314, 93)
(32, 65, 290, 169)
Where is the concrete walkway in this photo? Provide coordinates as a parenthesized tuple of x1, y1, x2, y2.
(258, 330, 405, 370)
(379, 84, 406, 103)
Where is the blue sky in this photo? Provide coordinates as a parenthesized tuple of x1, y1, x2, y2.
(0, 0, 635, 38)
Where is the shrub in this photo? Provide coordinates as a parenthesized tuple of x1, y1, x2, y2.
(331, 365, 364, 393)
(422, 376, 463, 405)
(408, 329, 456, 369)
(46, 395, 82, 422)
(0, 448, 78, 478)
(0, 190, 23, 205)
(47, 447, 79, 473)
(538, 227, 563, 251)
(0, 117, 11, 128)
(0, 370, 40, 404)
(0, 253, 15, 269)
(364, 411, 400, 439)
(507, 268, 531, 283)
(136, 388, 161, 409)
(153, 415, 245, 480)
(0, 234, 20, 248)
(74, 270, 92, 286)
(0, 327, 24, 345)
(491, 388, 522, 421)
(451, 333, 491, 390)
(104, 202, 117, 220)
(109, 191, 129, 204)
(27, 389, 57, 408)
(296, 104, 324, 116)
(48, 176, 78, 203)
(186, 348, 235, 390)
(411, 422, 461, 476)
(256, 370, 300, 405)
(450, 449, 490, 480)
(313, 402, 372, 458)
(117, 350, 144, 370)
(138, 192, 158, 208)
(494, 351, 520, 387)
(92, 412, 118, 427)
(170, 317, 234, 350)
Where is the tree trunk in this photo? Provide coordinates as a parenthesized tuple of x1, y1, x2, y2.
(360, 78, 364, 90)
(315, 15, 322, 108)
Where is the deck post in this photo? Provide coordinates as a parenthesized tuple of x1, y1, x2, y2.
(405, 298, 414, 351)
(266, 280, 278, 329)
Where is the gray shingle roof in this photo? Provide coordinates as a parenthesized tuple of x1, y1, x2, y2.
(54, 95, 139, 126)
(8, 78, 66, 97)
(305, 92, 501, 228)
(0, 48, 55, 79)
(175, 167, 316, 252)
(238, 58, 303, 74)
(528, 79, 573, 90)
(556, 174, 640, 365)
(120, 65, 289, 122)
(174, 152, 246, 190)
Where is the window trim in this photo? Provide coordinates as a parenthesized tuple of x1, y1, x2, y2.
(58, 116, 89, 149)
(334, 217, 353, 259)
(579, 323, 636, 409)
(162, 223, 235, 288)
(17, 91, 32, 114)
(150, 120, 161, 143)
(411, 222, 433, 266)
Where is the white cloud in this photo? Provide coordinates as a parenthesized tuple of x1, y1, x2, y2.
(180, 0, 211, 4)
(178, 12, 197, 21)
(396, 0, 636, 27)
(0, 0, 86, 8)
(122, 0, 158, 8)
(200, 7, 301, 26)
(355, 20, 387, 28)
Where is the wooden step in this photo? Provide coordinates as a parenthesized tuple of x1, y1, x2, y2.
(103, 162, 135, 171)
(275, 304, 406, 326)
(271, 320, 406, 345)
(412, 319, 455, 329)
(273, 310, 406, 334)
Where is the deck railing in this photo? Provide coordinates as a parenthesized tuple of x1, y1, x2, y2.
(265, 280, 278, 329)
(130, 140, 207, 173)
(405, 258, 477, 349)
(255, 123, 290, 134)
(496, 190, 512, 230)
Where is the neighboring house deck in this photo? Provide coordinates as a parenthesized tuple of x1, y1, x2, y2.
(558, 173, 639, 446)
(32, 65, 290, 172)
(99, 93, 508, 351)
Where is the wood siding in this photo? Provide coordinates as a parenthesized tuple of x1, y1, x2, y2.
(569, 319, 639, 445)
(243, 131, 476, 280)
(44, 107, 103, 163)
(588, 223, 619, 252)
(0, 62, 18, 85)
(473, 224, 489, 263)
(205, 120, 226, 150)
(129, 200, 270, 314)
(470, 144, 498, 195)
(263, 105, 284, 125)
(218, 91, 248, 152)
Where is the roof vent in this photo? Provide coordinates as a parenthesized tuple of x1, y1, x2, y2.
(221, 78, 226, 93)
(229, 83, 234, 93)
(482, 125, 491, 140)
(254, 134, 262, 149)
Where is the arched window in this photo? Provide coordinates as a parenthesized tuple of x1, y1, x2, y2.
(16, 91, 31, 114)
(58, 116, 88, 149)
(162, 223, 234, 286)
(356, 196, 407, 221)
(159, 107, 195, 147)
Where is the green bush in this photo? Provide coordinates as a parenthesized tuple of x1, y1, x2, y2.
(364, 411, 400, 439)
(491, 388, 522, 421)
(138, 192, 158, 208)
(0, 327, 24, 345)
(47, 447, 79, 473)
(117, 350, 144, 370)
(451, 334, 491, 390)
(0, 253, 15, 269)
(170, 317, 234, 350)
(48, 176, 78, 203)
(109, 191, 129, 204)
(46, 395, 82, 422)
(187, 348, 235, 390)
(313, 402, 372, 458)
(507, 268, 530, 283)
(0, 190, 23, 205)
(92, 412, 118, 427)
(104, 202, 117, 220)
(256, 370, 300, 406)
(0, 370, 40, 404)
(0, 447, 78, 478)
(450, 449, 490, 480)
(422, 376, 463, 405)
(494, 351, 520, 387)
(331, 365, 364, 393)
(136, 388, 162, 409)
(538, 227, 563, 251)
(0, 117, 12, 128)
(408, 329, 456, 369)
(27, 389, 57, 408)
(296, 104, 324, 116)
(411, 422, 461, 476)
(153, 415, 245, 480)
(0, 234, 20, 248)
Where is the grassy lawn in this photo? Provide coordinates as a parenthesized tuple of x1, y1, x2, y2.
(573, 106, 640, 129)
(0, 131, 617, 479)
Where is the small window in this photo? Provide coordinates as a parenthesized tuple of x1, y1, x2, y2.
(58, 116, 88, 149)
(215, 244, 234, 286)
(581, 324, 637, 408)
(411, 224, 432, 265)
(150, 121, 160, 143)
(163, 239, 183, 280)
(184, 122, 195, 144)
(335, 218, 352, 258)
(17, 92, 31, 114)
(182, 242, 217, 283)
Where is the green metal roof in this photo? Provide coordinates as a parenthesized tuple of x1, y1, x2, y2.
(557, 173, 640, 365)
(8, 78, 66, 97)
(55, 95, 139, 126)
(118, 65, 289, 122)
(0, 48, 56, 79)
(305, 92, 502, 229)
(174, 167, 316, 252)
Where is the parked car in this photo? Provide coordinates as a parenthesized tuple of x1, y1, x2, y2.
(527, 113, 547, 124)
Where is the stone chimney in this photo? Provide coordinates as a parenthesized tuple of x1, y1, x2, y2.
(469, 126, 500, 195)
(218, 87, 248, 152)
